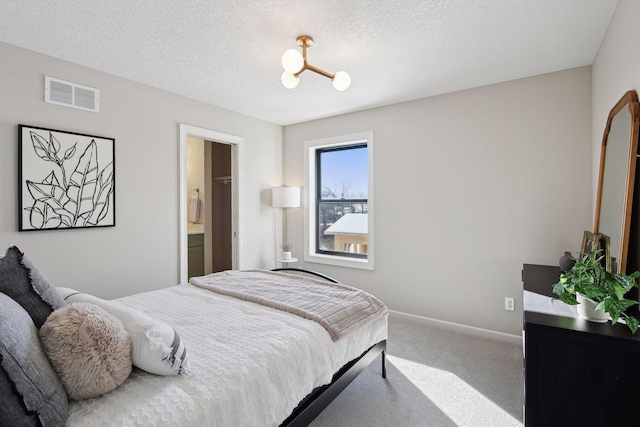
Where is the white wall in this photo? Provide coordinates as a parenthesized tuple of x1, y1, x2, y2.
(0, 42, 283, 298)
(284, 67, 593, 336)
(592, 0, 640, 200)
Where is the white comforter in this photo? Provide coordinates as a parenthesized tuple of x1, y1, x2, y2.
(65, 283, 388, 426)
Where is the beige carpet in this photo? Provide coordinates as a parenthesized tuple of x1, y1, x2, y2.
(310, 313, 523, 427)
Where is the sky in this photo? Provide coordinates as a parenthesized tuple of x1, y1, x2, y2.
(320, 146, 368, 198)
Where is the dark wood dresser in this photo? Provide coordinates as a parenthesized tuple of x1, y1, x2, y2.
(523, 264, 640, 427)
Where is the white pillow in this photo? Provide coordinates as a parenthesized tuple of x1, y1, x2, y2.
(56, 288, 189, 376)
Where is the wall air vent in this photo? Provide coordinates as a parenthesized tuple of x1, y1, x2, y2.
(44, 76, 100, 113)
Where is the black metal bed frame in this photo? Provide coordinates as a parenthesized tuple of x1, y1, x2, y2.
(272, 267, 387, 426)
(281, 340, 387, 426)
(271, 267, 341, 284)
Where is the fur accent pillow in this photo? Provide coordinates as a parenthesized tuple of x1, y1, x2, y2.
(39, 302, 132, 400)
(57, 287, 190, 376)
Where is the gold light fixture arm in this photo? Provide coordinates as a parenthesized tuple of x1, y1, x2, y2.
(281, 35, 350, 90)
(296, 63, 335, 80)
(293, 35, 336, 80)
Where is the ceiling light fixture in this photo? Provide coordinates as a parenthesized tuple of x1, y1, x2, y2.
(281, 35, 351, 91)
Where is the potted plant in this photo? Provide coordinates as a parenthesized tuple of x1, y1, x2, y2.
(281, 242, 293, 260)
(553, 250, 640, 333)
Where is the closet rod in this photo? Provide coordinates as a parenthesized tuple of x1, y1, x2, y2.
(213, 176, 232, 184)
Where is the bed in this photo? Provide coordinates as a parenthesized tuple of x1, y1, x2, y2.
(0, 247, 388, 427)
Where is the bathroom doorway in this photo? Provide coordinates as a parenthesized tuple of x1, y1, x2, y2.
(179, 124, 243, 284)
(205, 140, 232, 273)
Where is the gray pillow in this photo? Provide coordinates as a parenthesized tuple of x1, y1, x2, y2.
(0, 246, 66, 328)
(0, 292, 68, 426)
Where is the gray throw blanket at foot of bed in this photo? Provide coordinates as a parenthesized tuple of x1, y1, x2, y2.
(189, 269, 388, 341)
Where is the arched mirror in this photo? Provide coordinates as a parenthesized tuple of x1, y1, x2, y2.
(594, 90, 640, 273)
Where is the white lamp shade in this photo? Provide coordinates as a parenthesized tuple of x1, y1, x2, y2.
(272, 187, 300, 208)
(281, 71, 300, 89)
(332, 71, 351, 91)
(281, 49, 304, 73)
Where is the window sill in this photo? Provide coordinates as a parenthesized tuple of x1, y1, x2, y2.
(304, 252, 373, 270)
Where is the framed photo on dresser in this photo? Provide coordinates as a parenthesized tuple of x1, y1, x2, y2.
(580, 231, 599, 255)
(599, 233, 612, 272)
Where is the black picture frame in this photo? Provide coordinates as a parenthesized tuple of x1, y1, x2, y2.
(18, 125, 115, 231)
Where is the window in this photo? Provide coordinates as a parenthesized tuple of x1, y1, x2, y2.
(317, 145, 368, 257)
(304, 132, 374, 270)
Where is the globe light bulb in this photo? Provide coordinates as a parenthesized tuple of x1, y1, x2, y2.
(281, 49, 304, 73)
(332, 71, 351, 91)
(281, 71, 299, 89)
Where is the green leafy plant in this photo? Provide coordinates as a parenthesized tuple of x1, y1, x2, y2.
(281, 242, 293, 252)
(553, 250, 640, 334)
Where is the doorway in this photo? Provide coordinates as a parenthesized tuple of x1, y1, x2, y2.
(187, 138, 233, 277)
(179, 124, 243, 284)
(205, 140, 233, 273)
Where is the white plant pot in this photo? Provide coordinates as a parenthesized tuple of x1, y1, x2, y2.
(576, 293, 609, 323)
(282, 251, 292, 260)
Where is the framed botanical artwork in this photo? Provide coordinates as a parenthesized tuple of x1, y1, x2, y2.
(580, 231, 599, 255)
(18, 125, 115, 231)
(599, 233, 613, 272)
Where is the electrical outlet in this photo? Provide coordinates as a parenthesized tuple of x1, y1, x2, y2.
(505, 297, 515, 311)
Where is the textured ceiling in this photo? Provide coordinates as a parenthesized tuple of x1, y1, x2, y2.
(0, 0, 619, 125)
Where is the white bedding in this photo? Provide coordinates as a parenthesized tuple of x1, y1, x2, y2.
(65, 283, 388, 426)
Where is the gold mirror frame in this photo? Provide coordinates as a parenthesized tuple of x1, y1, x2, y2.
(594, 90, 640, 273)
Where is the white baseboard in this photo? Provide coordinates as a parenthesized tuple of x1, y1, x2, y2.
(389, 310, 522, 346)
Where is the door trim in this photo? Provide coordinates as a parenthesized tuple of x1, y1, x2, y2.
(179, 124, 244, 284)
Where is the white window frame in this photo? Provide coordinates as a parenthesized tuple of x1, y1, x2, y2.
(304, 131, 374, 270)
